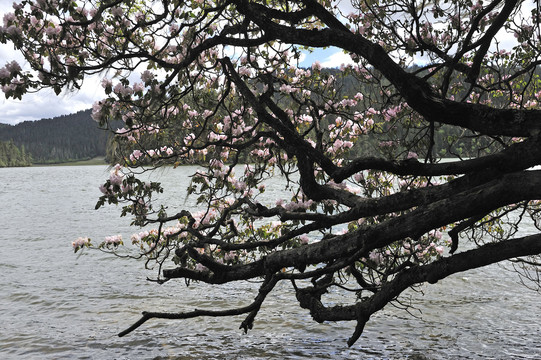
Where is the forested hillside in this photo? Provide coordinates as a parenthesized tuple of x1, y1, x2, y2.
(0, 109, 109, 164)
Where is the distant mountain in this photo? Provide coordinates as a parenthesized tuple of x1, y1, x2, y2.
(0, 109, 110, 165)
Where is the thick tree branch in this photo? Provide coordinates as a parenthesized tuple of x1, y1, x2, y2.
(332, 135, 541, 182)
(466, 0, 518, 83)
(163, 171, 541, 284)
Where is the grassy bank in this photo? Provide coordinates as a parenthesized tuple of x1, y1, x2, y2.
(35, 157, 108, 166)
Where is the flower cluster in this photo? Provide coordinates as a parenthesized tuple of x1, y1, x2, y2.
(72, 237, 91, 253)
(103, 234, 123, 247)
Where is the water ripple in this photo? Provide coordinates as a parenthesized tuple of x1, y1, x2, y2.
(1, 166, 540, 359)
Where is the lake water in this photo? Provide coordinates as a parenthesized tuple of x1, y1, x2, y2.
(0, 165, 540, 359)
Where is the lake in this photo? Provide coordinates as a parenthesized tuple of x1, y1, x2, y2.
(0, 165, 540, 359)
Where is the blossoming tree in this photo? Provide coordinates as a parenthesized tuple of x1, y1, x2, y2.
(3, 0, 541, 346)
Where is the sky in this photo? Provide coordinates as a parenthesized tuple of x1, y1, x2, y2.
(0, 1, 107, 125)
(0, 1, 524, 125)
(0, 3, 104, 125)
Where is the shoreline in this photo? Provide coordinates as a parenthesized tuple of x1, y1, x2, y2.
(32, 156, 108, 167)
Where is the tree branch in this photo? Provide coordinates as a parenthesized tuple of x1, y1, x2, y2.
(332, 134, 541, 182)
(234, 0, 541, 137)
(466, 0, 518, 83)
(119, 274, 279, 337)
(163, 171, 541, 285)
(294, 232, 541, 346)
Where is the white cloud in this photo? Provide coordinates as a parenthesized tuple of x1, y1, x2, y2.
(320, 50, 355, 68)
(0, 61, 104, 125)
(0, 5, 102, 125)
(336, 0, 357, 16)
(299, 47, 357, 69)
(0, 75, 104, 125)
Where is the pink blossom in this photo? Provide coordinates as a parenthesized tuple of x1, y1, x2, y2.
(407, 152, 418, 159)
(224, 251, 236, 261)
(101, 78, 112, 89)
(140, 70, 154, 84)
(271, 221, 282, 229)
(104, 234, 123, 245)
(109, 164, 124, 185)
(367, 107, 378, 115)
(279, 83, 295, 93)
(109, 172, 123, 185)
(353, 172, 363, 182)
(238, 67, 253, 77)
(121, 183, 131, 194)
(91, 101, 104, 121)
(384, 107, 398, 121)
(379, 141, 394, 147)
(340, 98, 357, 107)
(130, 149, 143, 161)
(113, 83, 133, 97)
(3, 12, 15, 25)
(369, 251, 384, 265)
(5, 60, 21, 74)
(133, 82, 144, 92)
(111, 7, 123, 17)
(99, 184, 109, 194)
(0, 67, 9, 79)
(72, 237, 91, 251)
(45, 25, 61, 37)
(195, 263, 208, 272)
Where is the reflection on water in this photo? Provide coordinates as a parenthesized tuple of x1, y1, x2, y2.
(0, 165, 540, 359)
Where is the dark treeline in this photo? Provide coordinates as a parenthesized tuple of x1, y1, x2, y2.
(0, 109, 109, 165)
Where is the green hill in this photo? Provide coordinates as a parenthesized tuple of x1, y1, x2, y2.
(0, 109, 109, 165)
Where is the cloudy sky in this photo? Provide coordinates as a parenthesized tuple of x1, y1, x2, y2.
(0, 3, 104, 125)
